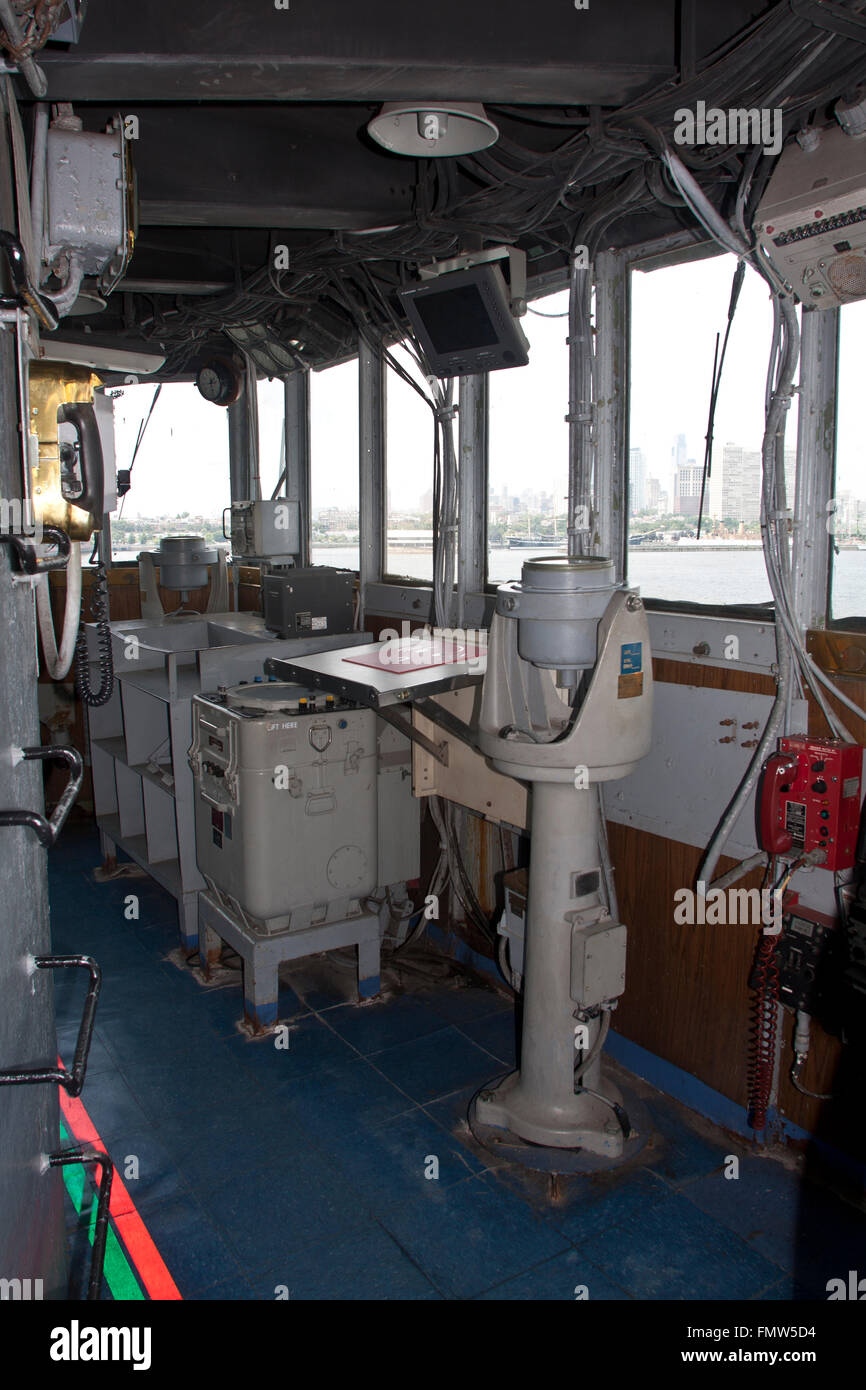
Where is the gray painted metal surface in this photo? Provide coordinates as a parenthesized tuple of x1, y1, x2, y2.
(191, 692, 379, 932)
(35, 2, 689, 103)
(192, 685, 420, 1027)
(793, 308, 838, 631)
(0, 97, 66, 1296)
(86, 616, 370, 946)
(198, 891, 382, 1028)
(567, 261, 594, 560)
(457, 374, 488, 625)
(474, 586, 653, 1154)
(284, 372, 312, 565)
(228, 388, 256, 505)
(594, 251, 630, 583)
(267, 638, 485, 709)
(359, 338, 385, 620)
(606, 683, 809, 858)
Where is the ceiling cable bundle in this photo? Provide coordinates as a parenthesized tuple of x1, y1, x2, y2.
(131, 0, 866, 382)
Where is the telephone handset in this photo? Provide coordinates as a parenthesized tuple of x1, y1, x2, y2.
(757, 752, 799, 856)
(57, 401, 104, 523)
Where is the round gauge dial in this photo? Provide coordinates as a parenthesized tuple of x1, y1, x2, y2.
(196, 357, 242, 406)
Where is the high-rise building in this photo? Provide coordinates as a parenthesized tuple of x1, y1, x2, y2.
(708, 443, 797, 524)
(674, 458, 703, 518)
(718, 444, 760, 523)
(629, 447, 647, 514)
(833, 490, 866, 535)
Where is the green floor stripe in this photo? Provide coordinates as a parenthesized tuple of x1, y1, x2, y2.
(59, 1117, 145, 1302)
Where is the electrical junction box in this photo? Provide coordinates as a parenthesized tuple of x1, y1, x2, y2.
(190, 682, 378, 933)
(498, 871, 627, 1003)
(775, 735, 862, 871)
(755, 123, 866, 307)
(262, 567, 354, 639)
(570, 919, 627, 1009)
(45, 116, 133, 292)
(229, 499, 300, 559)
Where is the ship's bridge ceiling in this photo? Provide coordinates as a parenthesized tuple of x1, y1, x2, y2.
(23, 0, 866, 376)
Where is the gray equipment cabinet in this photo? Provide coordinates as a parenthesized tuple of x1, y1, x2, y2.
(82, 613, 371, 947)
(192, 682, 421, 1029)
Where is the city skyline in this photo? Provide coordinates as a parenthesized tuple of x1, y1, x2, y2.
(111, 255, 865, 526)
(110, 418, 866, 538)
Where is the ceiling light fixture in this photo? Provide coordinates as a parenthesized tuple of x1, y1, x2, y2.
(367, 101, 499, 157)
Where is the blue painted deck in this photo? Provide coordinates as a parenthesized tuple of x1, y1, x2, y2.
(49, 827, 864, 1301)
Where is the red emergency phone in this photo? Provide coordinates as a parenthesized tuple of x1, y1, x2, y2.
(757, 736, 862, 871)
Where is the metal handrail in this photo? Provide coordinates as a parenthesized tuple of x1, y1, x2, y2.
(49, 1146, 113, 1301)
(0, 955, 101, 1095)
(0, 744, 83, 847)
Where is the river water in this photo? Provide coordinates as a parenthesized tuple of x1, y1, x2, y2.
(311, 545, 865, 620)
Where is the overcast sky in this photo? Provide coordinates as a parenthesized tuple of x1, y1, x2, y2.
(111, 252, 864, 520)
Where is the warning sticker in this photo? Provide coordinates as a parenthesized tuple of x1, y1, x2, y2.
(311, 616, 327, 631)
(784, 801, 807, 844)
(620, 642, 643, 675)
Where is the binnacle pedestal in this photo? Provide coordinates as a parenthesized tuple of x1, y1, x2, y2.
(477, 781, 625, 1152)
(471, 557, 653, 1161)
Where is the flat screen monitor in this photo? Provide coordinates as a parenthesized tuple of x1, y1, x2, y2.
(399, 263, 530, 376)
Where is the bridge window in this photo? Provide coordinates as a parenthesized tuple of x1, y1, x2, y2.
(310, 358, 360, 572)
(385, 342, 434, 583)
(108, 382, 229, 558)
(628, 253, 798, 609)
(488, 287, 570, 584)
(256, 377, 287, 500)
(830, 298, 866, 623)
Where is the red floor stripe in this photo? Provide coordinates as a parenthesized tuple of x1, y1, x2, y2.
(58, 1070, 183, 1301)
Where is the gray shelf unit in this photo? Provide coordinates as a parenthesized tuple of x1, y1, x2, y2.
(83, 614, 369, 946)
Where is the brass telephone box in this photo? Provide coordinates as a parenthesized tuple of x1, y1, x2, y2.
(28, 361, 104, 540)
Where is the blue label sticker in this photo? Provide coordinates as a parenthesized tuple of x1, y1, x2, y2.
(621, 642, 642, 674)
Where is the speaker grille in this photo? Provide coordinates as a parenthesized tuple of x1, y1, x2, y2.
(828, 253, 866, 299)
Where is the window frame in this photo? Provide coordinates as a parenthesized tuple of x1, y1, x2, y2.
(623, 237, 829, 624)
(356, 234, 844, 630)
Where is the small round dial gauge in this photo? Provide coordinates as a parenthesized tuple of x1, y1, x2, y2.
(196, 357, 242, 406)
